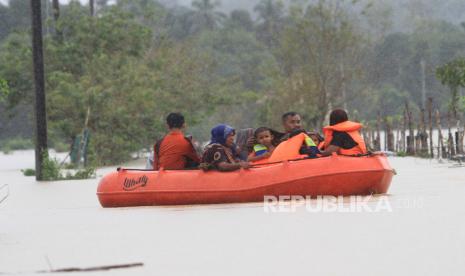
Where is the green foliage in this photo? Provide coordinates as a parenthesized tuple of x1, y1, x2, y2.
(0, 138, 34, 153)
(21, 168, 36, 176)
(2, 0, 465, 165)
(436, 57, 465, 117)
(0, 78, 8, 101)
(0, 32, 33, 107)
(27, 151, 96, 181)
(64, 167, 96, 180)
(41, 152, 62, 181)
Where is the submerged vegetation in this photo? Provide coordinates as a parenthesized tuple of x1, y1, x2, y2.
(21, 152, 96, 180)
(1, 0, 465, 164)
(0, 138, 34, 154)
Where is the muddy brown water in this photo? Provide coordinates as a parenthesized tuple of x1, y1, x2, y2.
(0, 150, 464, 276)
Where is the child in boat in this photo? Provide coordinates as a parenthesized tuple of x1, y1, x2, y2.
(248, 127, 276, 162)
(308, 131, 325, 150)
(200, 124, 251, 171)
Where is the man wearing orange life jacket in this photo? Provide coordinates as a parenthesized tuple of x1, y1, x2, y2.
(320, 109, 367, 156)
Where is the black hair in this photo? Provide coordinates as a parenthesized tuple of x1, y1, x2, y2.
(166, 113, 185, 129)
(254, 127, 272, 138)
(329, 109, 348, 126)
(281, 111, 300, 122)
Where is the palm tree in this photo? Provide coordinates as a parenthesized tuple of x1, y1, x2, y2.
(190, 0, 225, 33)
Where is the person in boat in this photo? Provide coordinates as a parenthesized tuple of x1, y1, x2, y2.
(246, 112, 320, 160)
(279, 112, 320, 158)
(319, 109, 368, 156)
(279, 111, 303, 141)
(153, 113, 200, 170)
(200, 124, 251, 171)
(248, 127, 276, 162)
(246, 112, 306, 146)
(308, 131, 325, 151)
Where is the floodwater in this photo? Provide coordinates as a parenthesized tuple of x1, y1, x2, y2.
(0, 150, 464, 276)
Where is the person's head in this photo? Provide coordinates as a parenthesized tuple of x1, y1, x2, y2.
(254, 127, 274, 147)
(210, 124, 236, 147)
(166, 113, 185, 129)
(329, 109, 348, 126)
(282, 112, 302, 133)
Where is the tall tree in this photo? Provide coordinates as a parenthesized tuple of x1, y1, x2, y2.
(190, 0, 224, 33)
(272, 1, 364, 128)
(436, 58, 465, 121)
(254, 0, 284, 48)
(52, 0, 60, 21)
(226, 9, 254, 32)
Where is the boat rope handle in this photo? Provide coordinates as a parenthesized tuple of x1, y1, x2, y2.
(117, 152, 380, 171)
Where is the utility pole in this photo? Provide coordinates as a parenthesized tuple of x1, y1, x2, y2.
(30, 0, 48, 181)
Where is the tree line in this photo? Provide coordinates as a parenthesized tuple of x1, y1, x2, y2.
(0, 0, 464, 164)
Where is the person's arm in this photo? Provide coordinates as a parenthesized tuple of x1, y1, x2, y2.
(217, 161, 251, 172)
(184, 138, 201, 162)
(246, 137, 256, 153)
(319, 131, 355, 156)
(185, 146, 200, 162)
(247, 151, 271, 162)
(319, 145, 340, 156)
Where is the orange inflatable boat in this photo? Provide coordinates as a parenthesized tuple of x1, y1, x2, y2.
(97, 153, 394, 207)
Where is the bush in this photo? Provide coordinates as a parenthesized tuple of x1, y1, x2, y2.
(22, 168, 36, 176)
(0, 138, 34, 153)
(22, 151, 96, 180)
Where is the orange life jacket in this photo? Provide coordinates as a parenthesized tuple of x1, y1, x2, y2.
(266, 133, 308, 163)
(323, 121, 367, 155)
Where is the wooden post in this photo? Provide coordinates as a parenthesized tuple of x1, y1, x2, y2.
(396, 128, 401, 152)
(30, 0, 48, 180)
(364, 124, 372, 150)
(435, 110, 446, 159)
(370, 129, 375, 151)
(385, 117, 394, 152)
(420, 108, 428, 154)
(447, 112, 455, 157)
(401, 109, 406, 152)
(376, 112, 381, 151)
(460, 121, 465, 154)
(455, 120, 463, 154)
(405, 102, 415, 155)
(427, 98, 434, 158)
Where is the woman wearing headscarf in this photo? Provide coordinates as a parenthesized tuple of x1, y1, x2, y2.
(200, 124, 251, 171)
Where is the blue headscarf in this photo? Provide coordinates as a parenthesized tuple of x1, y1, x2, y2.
(210, 124, 235, 146)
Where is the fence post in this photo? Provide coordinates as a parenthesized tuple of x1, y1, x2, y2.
(406, 102, 415, 155)
(376, 112, 381, 151)
(427, 98, 434, 158)
(447, 112, 455, 157)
